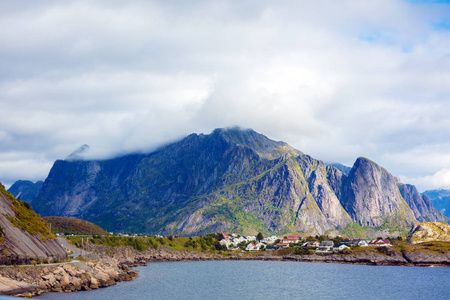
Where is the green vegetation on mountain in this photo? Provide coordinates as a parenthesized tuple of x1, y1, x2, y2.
(30, 128, 446, 237)
(43, 216, 110, 235)
(1, 184, 54, 241)
(0, 182, 67, 264)
(408, 222, 450, 244)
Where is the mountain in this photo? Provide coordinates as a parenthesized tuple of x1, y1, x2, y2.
(7, 180, 43, 203)
(30, 127, 446, 237)
(340, 157, 417, 229)
(329, 163, 351, 176)
(0, 182, 67, 265)
(398, 184, 448, 223)
(423, 189, 450, 218)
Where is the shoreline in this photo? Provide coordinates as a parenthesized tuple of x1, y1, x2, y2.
(1, 245, 449, 297)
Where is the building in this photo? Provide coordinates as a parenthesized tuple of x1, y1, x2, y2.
(315, 241, 334, 253)
(245, 243, 259, 251)
(287, 234, 302, 240)
(333, 244, 350, 252)
(303, 241, 320, 248)
(349, 239, 369, 247)
(368, 239, 391, 247)
(283, 238, 299, 244)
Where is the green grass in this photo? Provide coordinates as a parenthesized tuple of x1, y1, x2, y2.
(65, 234, 224, 253)
(1, 184, 54, 241)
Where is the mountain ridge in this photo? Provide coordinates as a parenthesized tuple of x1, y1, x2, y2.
(17, 128, 449, 236)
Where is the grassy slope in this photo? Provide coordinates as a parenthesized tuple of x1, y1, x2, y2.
(43, 216, 110, 235)
(0, 183, 54, 241)
(65, 234, 226, 253)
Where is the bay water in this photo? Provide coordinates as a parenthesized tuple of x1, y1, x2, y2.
(39, 260, 449, 299)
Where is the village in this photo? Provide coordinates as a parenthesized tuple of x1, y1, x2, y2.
(218, 233, 393, 254)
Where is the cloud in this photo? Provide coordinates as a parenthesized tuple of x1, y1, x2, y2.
(0, 0, 450, 191)
(401, 168, 450, 192)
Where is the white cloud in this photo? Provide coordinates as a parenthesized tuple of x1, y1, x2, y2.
(402, 169, 450, 192)
(0, 0, 450, 191)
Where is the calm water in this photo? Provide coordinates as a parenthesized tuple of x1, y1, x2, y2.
(39, 261, 450, 300)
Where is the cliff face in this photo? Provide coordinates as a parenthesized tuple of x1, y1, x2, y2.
(29, 128, 445, 236)
(340, 157, 417, 228)
(0, 183, 67, 265)
(398, 184, 449, 223)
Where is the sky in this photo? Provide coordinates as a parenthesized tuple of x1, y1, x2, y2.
(1, 0, 450, 192)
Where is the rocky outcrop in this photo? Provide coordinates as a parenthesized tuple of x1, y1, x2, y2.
(0, 260, 138, 297)
(0, 184, 67, 265)
(408, 222, 450, 244)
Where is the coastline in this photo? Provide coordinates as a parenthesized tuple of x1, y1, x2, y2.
(1, 245, 449, 297)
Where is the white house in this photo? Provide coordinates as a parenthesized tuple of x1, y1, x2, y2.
(315, 241, 334, 253)
(245, 243, 259, 251)
(220, 239, 232, 249)
(333, 244, 350, 252)
(263, 235, 279, 245)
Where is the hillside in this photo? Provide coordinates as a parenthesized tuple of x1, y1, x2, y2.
(30, 127, 447, 237)
(0, 183, 67, 264)
(408, 222, 450, 244)
(43, 216, 110, 235)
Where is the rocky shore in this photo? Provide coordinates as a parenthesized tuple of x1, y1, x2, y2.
(84, 243, 450, 268)
(0, 259, 138, 297)
(1, 245, 449, 297)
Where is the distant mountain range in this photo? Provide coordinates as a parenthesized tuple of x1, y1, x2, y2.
(8, 127, 449, 237)
(423, 189, 450, 218)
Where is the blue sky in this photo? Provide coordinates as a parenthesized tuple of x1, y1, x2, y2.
(0, 0, 450, 191)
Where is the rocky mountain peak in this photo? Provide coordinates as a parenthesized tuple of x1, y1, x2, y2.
(341, 156, 417, 228)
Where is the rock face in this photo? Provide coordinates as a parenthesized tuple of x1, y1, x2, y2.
(408, 222, 450, 244)
(30, 127, 446, 236)
(398, 184, 448, 223)
(340, 157, 417, 228)
(0, 183, 67, 265)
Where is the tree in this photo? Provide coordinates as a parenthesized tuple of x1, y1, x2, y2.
(256, 232, 264, 242)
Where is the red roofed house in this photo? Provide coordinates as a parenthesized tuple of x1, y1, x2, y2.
(245, 242, 259, 251)
(368, 239, 391, 247)
(288, 234, 302, 239)
(222, 233, 230, 239)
